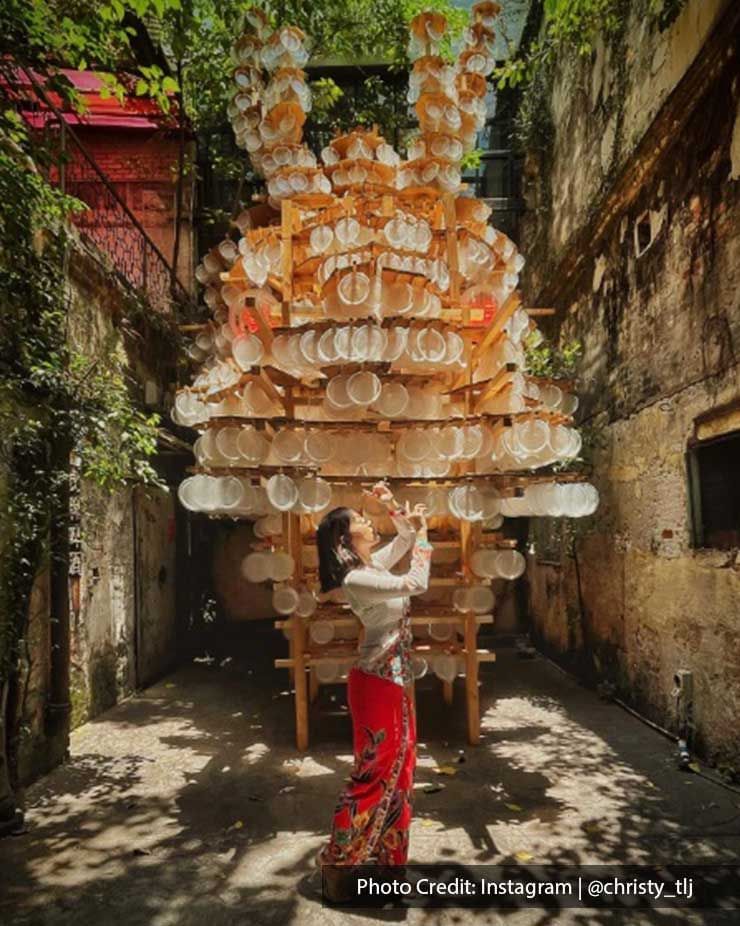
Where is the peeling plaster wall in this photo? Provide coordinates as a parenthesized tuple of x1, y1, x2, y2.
(524, 0, 731, 293)
(521, 0, 740, 765)
(15, 241, 179, 785)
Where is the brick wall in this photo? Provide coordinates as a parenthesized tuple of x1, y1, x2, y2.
(74, 128, 194, 288)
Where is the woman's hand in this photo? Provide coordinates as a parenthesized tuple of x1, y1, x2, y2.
(405, 502, 428, 540)
(363, 481, 397, 509)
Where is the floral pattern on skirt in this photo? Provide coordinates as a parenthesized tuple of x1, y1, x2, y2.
(317, 666, 417, 866)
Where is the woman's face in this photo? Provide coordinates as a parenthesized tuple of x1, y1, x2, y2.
(349, 509, 377, 547)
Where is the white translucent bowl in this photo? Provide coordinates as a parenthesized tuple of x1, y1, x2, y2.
(177, 476, 200, 511)
(232, 334, 264, 370)
(315, 660, 339, 684)
(269, 551, 295, 582)
(326, 374, 354, 409)
(452, 587, 472, 613)
(450, 484, 485, 521)
(433, 654, 458, 683)
(493, 549, 526, 580)
(309, 619, 335, 644)
(397, 429, 432, 463)
(374, 382, 409, 417)
(304, 430, 334, 463)
(266, 473, 299, 511)
(297, 476, 332, 512)
(215, 427, 241, 461)
(410, 656, 427, 679)
(467, 585, 495, 614)
(317, 329, 340, 364)
(295, 590, 317, 618)
(242, 552, 271, 583)
(273, 584, 299, 615)
(214, 475, 244, 510)
(237, 427, 270, 464)
(470, 548, 498, 579)
(253, 513, 283, 538)
(438, 427, 464, 460)
(347, 371, 381, 406)
(272, 429, 304, 463)
(429, 621, 453, 641)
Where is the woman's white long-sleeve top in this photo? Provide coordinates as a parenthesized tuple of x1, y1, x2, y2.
(342, 508, 433, 686)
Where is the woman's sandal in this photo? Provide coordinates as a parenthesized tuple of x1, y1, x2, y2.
(321, 864, 357, 905)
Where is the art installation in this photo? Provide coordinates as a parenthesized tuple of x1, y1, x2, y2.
(172, 2, 599, 747)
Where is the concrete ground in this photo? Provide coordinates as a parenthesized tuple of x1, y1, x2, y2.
(2, 626, 739, 926)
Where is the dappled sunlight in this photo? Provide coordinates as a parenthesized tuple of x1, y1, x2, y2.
(2, 647, 738, 926)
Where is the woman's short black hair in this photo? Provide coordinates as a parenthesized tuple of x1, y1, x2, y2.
(317, 506, 363, 592)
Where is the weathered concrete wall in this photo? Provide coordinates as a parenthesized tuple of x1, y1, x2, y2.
(14, 241, 181, 785)
(520, 0, 740, 766)
(525, 0, 730, 285)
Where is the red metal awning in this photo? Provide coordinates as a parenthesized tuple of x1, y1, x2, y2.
(12, 67, 177, 130)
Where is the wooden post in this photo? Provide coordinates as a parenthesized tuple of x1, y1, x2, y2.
(309, 668, 319, 703)
(443, 193, 462, 318)
(459, 507, 481, 743)
(280, 199, 293, 326)
(293, 614, 309, 750)
(464, 615, 480, 745)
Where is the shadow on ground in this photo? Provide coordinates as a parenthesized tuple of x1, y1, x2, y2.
(1, 623, 738, 926)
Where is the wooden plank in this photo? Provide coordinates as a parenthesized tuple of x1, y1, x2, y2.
(244, 300, 275, 347)
(464, 614, 480, 745)
(257, 368, 285, 410)
(446, 364, 516, 397)
(475, 373, 515, 411)
(293, 616, 309, 750)
(276, 646, 496, 669)
(471, 291, 521, 363)
(443, 680, 454, 704)
(275, 614, 493, 629)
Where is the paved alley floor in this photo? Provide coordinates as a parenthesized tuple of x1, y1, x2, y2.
(1, 628, 739, 926)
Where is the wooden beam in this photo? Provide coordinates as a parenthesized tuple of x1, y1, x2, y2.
(280, 199, 293, 326)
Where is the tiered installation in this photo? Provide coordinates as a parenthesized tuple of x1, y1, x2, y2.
(172, 3, 599, 748)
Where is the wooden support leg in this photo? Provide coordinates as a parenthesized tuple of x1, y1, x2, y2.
(288, 627, 295, 685)
(293, 615, 309, 750)
(464, 614, 480, 745)
(309, 666, 319, 703)
(443, 680, 454, 704)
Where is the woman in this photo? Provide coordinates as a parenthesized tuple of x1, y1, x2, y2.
(314, 482, 432, 895)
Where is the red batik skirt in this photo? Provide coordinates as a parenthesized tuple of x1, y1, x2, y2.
(317, 666, 417, 866)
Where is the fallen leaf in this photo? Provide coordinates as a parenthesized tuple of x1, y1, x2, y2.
(514, 851, 534, 862)
(434, 765, 458, 776)
(420, 819, 437, 828)
(504, 803, 523, 813)
(688, 762, 701, 773)
(165, 683, 176, 689)
(229, 820, 244, 830)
